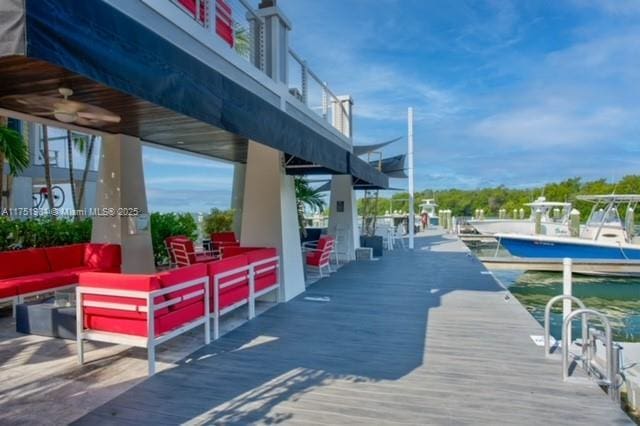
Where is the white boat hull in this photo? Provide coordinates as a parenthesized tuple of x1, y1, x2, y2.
(469, 219, 571, 237)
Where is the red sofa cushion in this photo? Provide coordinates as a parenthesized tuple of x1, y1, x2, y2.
(158, 264, 207, 311)
(85, 301, 205, 337)
(222, 246, 263, 258)
(246, 248, 278, 292)
(84, 244, 122, 272)
(4, 270, 76, 295)
(0, 281, 17, 299)
(45, 244, 86, 271)
(0, 248, 50, 280)
(207, 255, 249, 310)
(79, 273, 168, 319)
(211, 232, 237, 243)
(217, 284, 249, 310)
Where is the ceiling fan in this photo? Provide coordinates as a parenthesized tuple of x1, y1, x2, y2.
(1, 87, 121, 126)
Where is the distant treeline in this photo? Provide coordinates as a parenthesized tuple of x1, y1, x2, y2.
(356, 176, 640, 220)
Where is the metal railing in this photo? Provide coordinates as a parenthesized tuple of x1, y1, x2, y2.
(170, 0, 263, 67)
(542, 258, 623, 404)
(289, 48, 350, 133)
(544, 294, 587, 357)
(561, 309, 621, 402)
(167, 0, 349, 137)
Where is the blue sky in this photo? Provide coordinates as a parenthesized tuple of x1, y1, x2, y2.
(143, 0, 640, 212)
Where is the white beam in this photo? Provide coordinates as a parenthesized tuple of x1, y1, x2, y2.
(408, 107, 415, 249)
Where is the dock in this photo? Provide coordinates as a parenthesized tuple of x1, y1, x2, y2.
(74, 231, 632, 425)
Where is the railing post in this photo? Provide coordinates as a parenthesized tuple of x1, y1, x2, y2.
(322, 83, 328, 121)
(563, 258, 572, 344)
(301, 61, 308, 105)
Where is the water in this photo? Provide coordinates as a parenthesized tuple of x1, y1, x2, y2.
(467, 242, 640, 342)
(493, 270, 640, 342)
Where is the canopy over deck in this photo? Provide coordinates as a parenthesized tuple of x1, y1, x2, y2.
(0, 0, 388, 188)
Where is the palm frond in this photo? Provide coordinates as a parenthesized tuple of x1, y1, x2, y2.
(0, 126, 29, 175)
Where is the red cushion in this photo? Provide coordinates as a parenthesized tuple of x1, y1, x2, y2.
(6, 270, 76, 295)
(222, 246, 262, 258)
(84, 244, 122, 272)
(215, 284, 249, 311)
(158, 264, 207, 311)
(44, 244, 86, 271)
(80, 273, 168, 319)
(85, 301, 205, 337)
(255, 274, 278, 292)
(207, 255, 249, 309)
(0, 248, 50, 280)
(195, 253, 218, 264)
(0, 281, 17, 299)
(245, 248, 278, 291)
(211, 232, 237, 243)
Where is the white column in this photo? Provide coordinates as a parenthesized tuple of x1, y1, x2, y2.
(9, 176, 32, 210)
(328, 176, 359, 260)
(563, 258, 572, 344)
(240, 141, 305, 302)
(328, 94, 357, 259)
(91, 134, 155, 273)
(408, 107, 415, 249)
(231, 163, 246, 238)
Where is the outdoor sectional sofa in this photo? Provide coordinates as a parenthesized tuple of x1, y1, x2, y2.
(77, 247, 279, 374)
(0, 243, 121, 313)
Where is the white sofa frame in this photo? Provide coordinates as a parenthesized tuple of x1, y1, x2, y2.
(211, 255, 280, 339)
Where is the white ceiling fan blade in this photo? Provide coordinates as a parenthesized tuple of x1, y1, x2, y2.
(77, 111, 121, 123)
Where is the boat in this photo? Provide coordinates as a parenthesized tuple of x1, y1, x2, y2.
(496, 194, 640, 260)
(469, 197, 573, 236)
(419, 199, 439, 226)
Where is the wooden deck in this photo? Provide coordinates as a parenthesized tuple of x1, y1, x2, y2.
(73, 231, 632, 425)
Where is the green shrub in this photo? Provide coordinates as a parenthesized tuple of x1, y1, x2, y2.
(0, 217, 92, 251)
(202, 208, 234, 236)
(150, 212, 198, 265)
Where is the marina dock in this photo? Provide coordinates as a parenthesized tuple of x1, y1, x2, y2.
(74, 231, 631, 424)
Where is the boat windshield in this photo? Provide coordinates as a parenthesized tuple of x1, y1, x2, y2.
(587, 207, 621, 226)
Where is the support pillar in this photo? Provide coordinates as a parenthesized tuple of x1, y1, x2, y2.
(240, 141, 305, 301)
(91, 134, 154, 273)
(9, 176, 32, 210)
(328, 176, 359, 261)
(328, 95, 358, 260)
(256, 1, 292, 85)
(231, 163, 246, 239)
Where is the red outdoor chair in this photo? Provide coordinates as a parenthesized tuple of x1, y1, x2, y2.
(211, 232, 240, 256)
(170, 237, 218, 268)
(303, 235, 335, 278)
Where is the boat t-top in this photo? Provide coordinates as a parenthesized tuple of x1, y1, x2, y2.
(469, 196, 572, 236)
(496, 194, 640, 260)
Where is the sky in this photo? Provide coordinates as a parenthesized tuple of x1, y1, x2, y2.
(142, 0, 640, 212)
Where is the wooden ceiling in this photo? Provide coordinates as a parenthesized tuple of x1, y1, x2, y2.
(0, 55, 248, 163)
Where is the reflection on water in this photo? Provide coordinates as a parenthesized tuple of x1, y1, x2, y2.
(492, 270, 640, 342)
(466, 241, 640, 342)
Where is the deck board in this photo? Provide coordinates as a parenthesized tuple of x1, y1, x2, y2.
(75, 232, 632, 425)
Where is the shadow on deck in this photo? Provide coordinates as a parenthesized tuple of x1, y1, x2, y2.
(74, 233, 632, 425)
